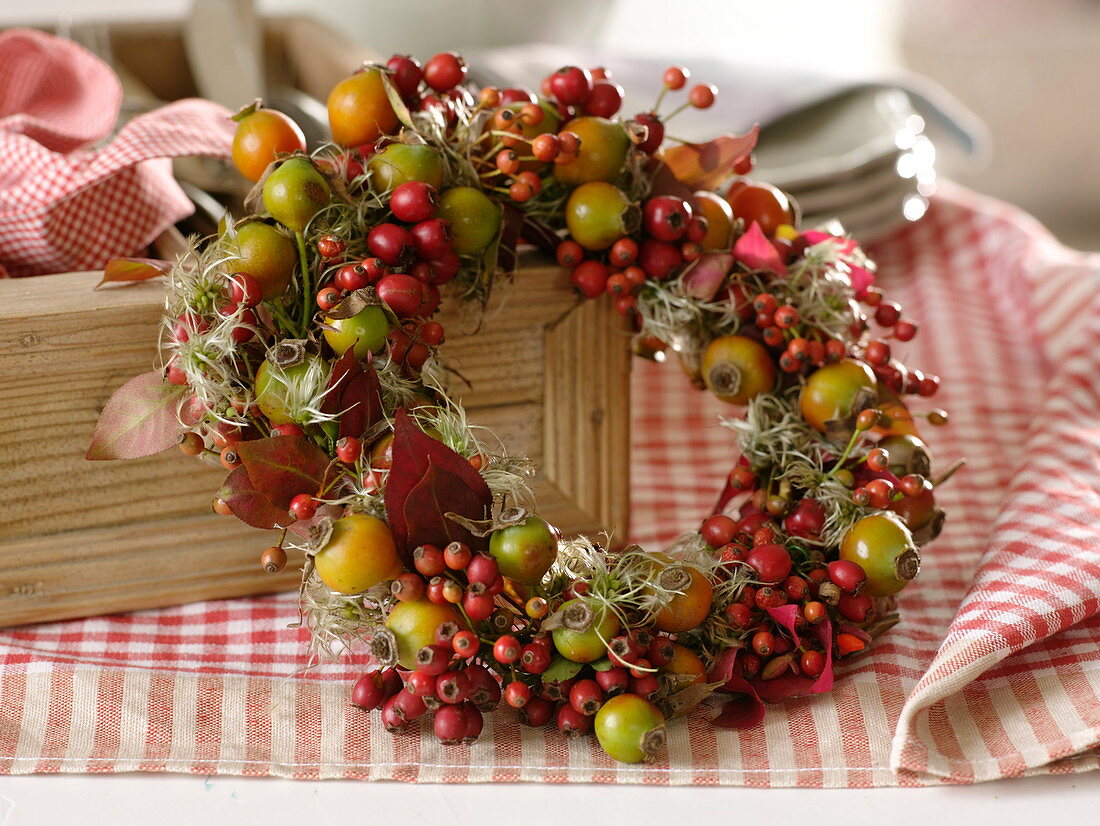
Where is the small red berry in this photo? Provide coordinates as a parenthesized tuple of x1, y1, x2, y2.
(405, 669, 436, 697)
(774, 305, 799, 329)
(549, 65, 593, 105)
(414, 544, 446, 577)
(451, 630, 479, 658)
(701, 514, 737, 547)
(228, 272, 262, 308)
(865, 339, 891, 367)
(556, 239, 584, 268)
(583, 79, 624, 118)
(827, 560, 867, 595)
(350, 671, 386, 710)
(570, 260, 610, 299)
(900, 474, 931, 497)
(390, 181, 438, 223)
(425, 577, 446, 605)
(443, 541, 472, 570)
(569, 679, 604, 716)
(317, 235, 346, 259)
(391, 572, 425, 602)
(433, 704, 467, 743)
(520, 642, 551, 674)
(423, 51, 466, 92)
(595, 667, 630, 696)
(804, 600, 827, 624)
(504, 680, 531, 709)
(838, 592, 874, 623)
(415, 644, 452, 676)
(494, 635, 521, 665)
(463, 591, 495, 622)
(865, 446, 890, 472)
(663, 66, 689, 90)
(744, 543, 793, 584)
(519, 695, 555, 727)
(801, 650, 826, 678)
(689, 83, 717, 109)
(629, 673, 660, 700)
(894, 319, 918, 341)
(288, 494, 317, 521)
(436, 670, 470, 705)
(409, 218, 452, 260)
(335, 436, 362, 464)
(864, 478, 895, 509)
(875, 301, 902, 327)
(610, 237, 639, 267)
(386, 54, 423, 98)
(752, 630, 776, 657)
(557, 704, 593, 738)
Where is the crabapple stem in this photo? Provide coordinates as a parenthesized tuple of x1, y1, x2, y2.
(824, 427, 866, 480)
(931, 457, 966, 488)
(296, 231, 312, 330)
(662, 101, 692, 123)
(653, 86, 669, 114)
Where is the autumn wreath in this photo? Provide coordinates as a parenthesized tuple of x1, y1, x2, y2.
(89, 53, 956, 763)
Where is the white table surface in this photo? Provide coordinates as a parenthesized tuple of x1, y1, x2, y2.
(0, 771, 1096, 825)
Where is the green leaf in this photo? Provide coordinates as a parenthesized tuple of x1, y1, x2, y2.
(380, 72, 415, 131)
(540, 657, 583, 683)
(589, 657, 614, 672)
(86, 371, 186, 460)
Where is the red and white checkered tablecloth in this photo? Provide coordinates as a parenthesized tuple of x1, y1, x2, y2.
(1, 183, 1099, 786)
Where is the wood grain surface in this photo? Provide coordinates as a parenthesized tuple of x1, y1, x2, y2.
(0, 260, 631, 626)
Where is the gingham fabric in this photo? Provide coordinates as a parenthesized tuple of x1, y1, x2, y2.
(0, 28, 235, 278)
(1, 183, 1099, 785)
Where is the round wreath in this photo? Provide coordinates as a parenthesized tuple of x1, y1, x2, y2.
(90, 53, 957, 764)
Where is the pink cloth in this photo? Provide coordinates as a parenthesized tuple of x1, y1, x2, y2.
(0, 28, 234, 277)
(1, 185, 1098, 785)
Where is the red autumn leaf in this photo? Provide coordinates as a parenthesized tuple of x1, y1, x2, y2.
(713, 694, 766, 730)
(95, 258, 171, 289)
(288, 503, 345, 539)
(811, 619, 835, 694)
(322, 347, 362, 416)
(236, 435, 331, 511)
(734, 221, 787, 275)
(708, 648, 766, 730)
(645, 158, 694, 201)
(339, 360, 383, 440)
(385, 408, 492, 560)
(659, 126, 759, 190)
(401, 460, 490, 551)
(217, 466, 294, 530)
(750, 610, 834, 702)
(86, 371, 187, 460)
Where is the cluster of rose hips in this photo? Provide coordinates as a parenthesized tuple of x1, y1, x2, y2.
(700, 510, 874, 681)
(317, 180, 455, 313)
(384, 51, 473, 126)
(312, 180, 457, 375)
(352, 604, 690, 752)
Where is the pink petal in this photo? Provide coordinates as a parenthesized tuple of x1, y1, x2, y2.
(682, 253, 734, 301)
(733, 221, 787, 275)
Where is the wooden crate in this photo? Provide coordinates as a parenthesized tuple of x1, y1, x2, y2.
(0, 15, 631, 627)
(0, 261, 631, 627)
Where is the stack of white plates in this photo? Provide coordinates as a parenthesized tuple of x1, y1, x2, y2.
(753, 87, 937, 242)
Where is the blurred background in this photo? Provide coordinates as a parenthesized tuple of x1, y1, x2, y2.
(4, 0, 1097, 249)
